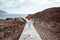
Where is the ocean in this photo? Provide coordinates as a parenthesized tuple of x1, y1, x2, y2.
(0, 14, 28, 19)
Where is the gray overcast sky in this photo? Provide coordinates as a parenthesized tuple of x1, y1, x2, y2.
(0, 0, 60, 14)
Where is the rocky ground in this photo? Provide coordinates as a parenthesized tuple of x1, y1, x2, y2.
(0, 17, 26, 40)
(26, 7, 60, 40)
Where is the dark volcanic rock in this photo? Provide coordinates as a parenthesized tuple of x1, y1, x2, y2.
(26, 7, 60, 40)
(0, 17, 26, 40)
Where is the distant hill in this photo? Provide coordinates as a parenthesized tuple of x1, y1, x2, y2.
(0, 10, 7, 14)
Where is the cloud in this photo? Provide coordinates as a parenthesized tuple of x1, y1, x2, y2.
(0, 0, 60, 14)
(19, 0, 25, 3)
(28, 0, 51, 5)
(0, 0, 25, 8)
(0, 0, 50, 9)
(53, 0, 60, 2)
